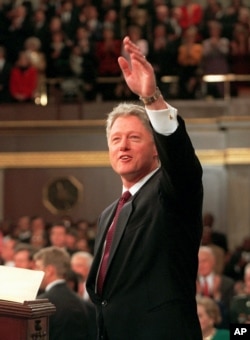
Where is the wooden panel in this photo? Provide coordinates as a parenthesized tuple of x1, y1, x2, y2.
(3, 167, 121, 224)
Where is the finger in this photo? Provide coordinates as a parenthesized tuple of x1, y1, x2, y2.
(118, 56, 131, 77)
(123, 36, 143, 56)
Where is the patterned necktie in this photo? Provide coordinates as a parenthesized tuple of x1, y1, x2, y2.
(97, 191, 131, 295)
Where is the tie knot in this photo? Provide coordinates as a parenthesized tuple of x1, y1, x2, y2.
(121, 191, 131, 203)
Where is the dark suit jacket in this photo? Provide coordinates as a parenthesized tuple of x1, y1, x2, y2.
(230, 294, 250, 324)
(38, 282, 96, 340)
(219, 274, 235, 328)
(86, 116, 203, 340)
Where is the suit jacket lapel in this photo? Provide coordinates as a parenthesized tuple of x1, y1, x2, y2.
(94, 200, 118, 254)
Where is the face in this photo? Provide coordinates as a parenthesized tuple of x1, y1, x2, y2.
(1, 239, 16, 262)
(14, 250, 33, 269)
(31, 217, 45, 231)
(50, 226, 67, 247)
(71, 257, 90, 279)
(197, 304, 214, 335)
(108, 116, 158, 188)
(245, 270, 250, 294)
(17, 52, 30, 67)
(17, 216, 30, 231)
(34, 259, 47, 290)
(76, 238, 90, 252)
(198, 250, 215, 276)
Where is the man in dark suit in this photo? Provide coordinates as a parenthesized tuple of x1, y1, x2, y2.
(86, 36, 203, 339)
(197, 246, 235, 328)
(34, 246, 97, 340)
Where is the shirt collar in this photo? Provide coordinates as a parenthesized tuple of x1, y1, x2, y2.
(123, 167, 160, 196)
(45, 279, 65, 291)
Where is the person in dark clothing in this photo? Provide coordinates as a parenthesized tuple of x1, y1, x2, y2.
(34, 246, 97, 340)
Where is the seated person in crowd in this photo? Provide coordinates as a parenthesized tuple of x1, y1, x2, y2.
(201, 20, 230, 98)
(230, 262, 250, 324)
(13, 242, 36, 270)
(0, 236, 18, 267)
(48, 223, 67, 249)
(177, 25, 203, 99)
(224, 235, 250, 282)
(9, 50, 38, 102)
(34, 246, 96, 340)
(197, 246, 235, 328)
(71, 251, 93, 300)
(94, 26, 122, 100)
(197, 295, 230, 339)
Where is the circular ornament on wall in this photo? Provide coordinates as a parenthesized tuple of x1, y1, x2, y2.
(43, 176, 83, 214)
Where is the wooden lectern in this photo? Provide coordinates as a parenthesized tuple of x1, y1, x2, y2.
(0, 299, 56, 340)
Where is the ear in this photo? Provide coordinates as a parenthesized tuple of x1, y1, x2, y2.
(153, 144, 158, 159)
(44, 264, 56, 277)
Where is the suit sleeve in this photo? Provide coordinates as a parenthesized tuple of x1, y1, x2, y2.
(154, 115, 203, 215)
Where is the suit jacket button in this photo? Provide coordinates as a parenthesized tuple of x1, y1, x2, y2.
(102, 300, 108, 307)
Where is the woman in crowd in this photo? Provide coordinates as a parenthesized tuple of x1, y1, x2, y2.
(197, 295, 230, 340)
(9, 50, 38, 102)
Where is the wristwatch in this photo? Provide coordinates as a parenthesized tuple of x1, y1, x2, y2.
(139, 87, 162, 105)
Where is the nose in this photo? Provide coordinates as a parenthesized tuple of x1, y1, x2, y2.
(119, 136, 129, 150)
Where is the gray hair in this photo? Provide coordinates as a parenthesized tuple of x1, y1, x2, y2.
(199, 246, 215, 259)
(71, 251, 93, 268)
(106, 102, 153, 140)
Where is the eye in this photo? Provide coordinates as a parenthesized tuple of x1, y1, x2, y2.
(111, 136, 121, 143)
(129, 135, 140, 141)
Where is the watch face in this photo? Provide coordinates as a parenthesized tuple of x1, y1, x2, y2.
(43, 176, 83, 214)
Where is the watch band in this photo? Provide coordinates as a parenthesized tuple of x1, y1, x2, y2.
(139, 87, 162, 105)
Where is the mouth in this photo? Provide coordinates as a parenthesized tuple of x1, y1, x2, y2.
(119, 155, 132, 161)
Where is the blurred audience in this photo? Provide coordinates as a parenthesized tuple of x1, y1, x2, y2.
(30, 215, 49, 249)
(13, 215, 31, 243)
(34, 246, 96, 340)
(0, 0, 249, 102)
(224, 235, 250, 282)
(147, 23, 180, 98)
(31, 8, 49, 52)
(65, 226, 79, 255)
(229, 22, 250, 96)
(197, 246, 235, 328)
(230, 262, 250, 324)
(71, 250, 93, 300)
(201, 212, 229, 275)
(197, 295, 230, 339)
(4, 5, 32, 63)
(94, 26, 122, 100)
(23, 36, 47, 98)
(9, 50, 38, 102)
(201, 0, 224, 38)
(1, 236, 18, 267)
(176, 0, 203, 32)
(49, 223, 68, 249)
(13, 242, 36, 269)
(201, 20, 230, 98)
(177, 25, 203, 99)
(202, 212, 229, 254)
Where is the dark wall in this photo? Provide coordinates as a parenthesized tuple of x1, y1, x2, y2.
(3, 167, 121, 224)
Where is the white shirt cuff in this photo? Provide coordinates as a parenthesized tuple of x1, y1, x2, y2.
(146, 104, 178, 136)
